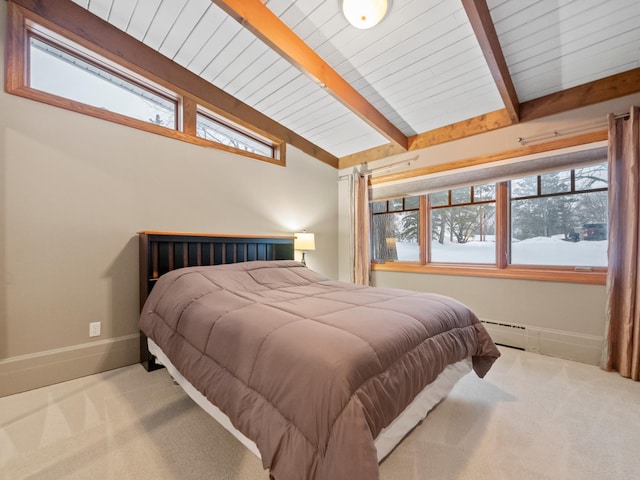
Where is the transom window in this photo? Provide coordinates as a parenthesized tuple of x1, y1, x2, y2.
(6, 8, 284, 164)
(29, 35, 178, 129)
(196, 111, 275, 158)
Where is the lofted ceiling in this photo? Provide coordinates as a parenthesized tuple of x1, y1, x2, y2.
(58, 0, 640, 166)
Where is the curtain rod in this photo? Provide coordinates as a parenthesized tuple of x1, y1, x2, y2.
(516, 111, 628, 146)
(362, 155, 419, 175)
(339, 110, 629, 181)
(337, 155, 419, 181)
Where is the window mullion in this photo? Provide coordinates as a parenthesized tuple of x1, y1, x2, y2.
(182, 96, 197, 136)
(421, 195, 429, 265)
(496, 182, 509, 269)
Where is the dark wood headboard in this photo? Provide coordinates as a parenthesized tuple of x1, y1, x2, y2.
(138, 230, 295, 370)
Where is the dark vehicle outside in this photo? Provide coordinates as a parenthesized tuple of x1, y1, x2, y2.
(565, 230, 580, 242)
(583, 223, 607, 241)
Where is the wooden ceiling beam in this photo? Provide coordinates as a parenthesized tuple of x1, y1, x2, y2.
(520, 67, 640, 122)
(9, 0, 339, 167)
(211, 0, 409, 152)
(408, 109, 513, 151)
(339, 110, 512, 169)
(462, 0, 520, 123)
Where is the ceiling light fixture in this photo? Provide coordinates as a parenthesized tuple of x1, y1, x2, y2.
(342, 0, 389, 29)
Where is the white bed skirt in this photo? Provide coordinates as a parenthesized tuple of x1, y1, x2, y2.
(147, 339, 472, 463)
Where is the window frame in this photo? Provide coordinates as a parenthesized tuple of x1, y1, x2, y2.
(370, 140, 608, 285)
(5, 3, 285, 165)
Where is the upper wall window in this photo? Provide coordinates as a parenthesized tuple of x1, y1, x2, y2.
(196, 111, 274, 158)
(5, 5, 285, 165)
(510, 162, 608, 267)
(28, 34, 178, 129)
(430, 184, 496, 264)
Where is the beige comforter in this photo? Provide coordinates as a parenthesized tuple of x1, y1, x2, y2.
(139, 261, 500, 480)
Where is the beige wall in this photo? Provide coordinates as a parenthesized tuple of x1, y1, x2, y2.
(0, 1, 338, 396)
(371, 272, 606, 335)
(371, 272, 606, 364)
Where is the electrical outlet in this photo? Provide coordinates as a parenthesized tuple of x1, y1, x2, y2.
(89, 322, 101, 337)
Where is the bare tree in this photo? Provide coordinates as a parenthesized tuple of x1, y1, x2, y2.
(372, 213, 398, 260)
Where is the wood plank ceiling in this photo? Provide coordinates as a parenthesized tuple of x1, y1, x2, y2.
(67, 0, 640, 167)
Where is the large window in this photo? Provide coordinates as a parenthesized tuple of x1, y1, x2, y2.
(510, 163, 608, 267)
(430, 184, 496, 263)
(371, 196, 420, 261)
(369, 158, 609, 283)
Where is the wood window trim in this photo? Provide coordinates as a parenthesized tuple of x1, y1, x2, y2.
(371, 262, 607, 285)
(5, 2, 286, 166)
(495, 181, 509, 269)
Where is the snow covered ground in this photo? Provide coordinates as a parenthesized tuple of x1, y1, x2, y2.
(395, 235, 607, 267)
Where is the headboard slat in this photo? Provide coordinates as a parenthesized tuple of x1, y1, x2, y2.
(195, 243, 202, 266)
(182, 242, 188, 267)
(168, 242, 174, 271)
(151, 242, 159, 279)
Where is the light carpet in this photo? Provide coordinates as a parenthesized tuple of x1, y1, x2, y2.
(1, 346, 639, 480)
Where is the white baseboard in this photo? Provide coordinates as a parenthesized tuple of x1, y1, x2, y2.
(0, 334, 139, 397)
(481, 320, 604, 365)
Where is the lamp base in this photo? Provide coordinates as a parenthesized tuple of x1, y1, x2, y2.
(301, 251, 307, 266)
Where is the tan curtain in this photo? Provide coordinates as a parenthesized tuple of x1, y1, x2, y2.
(603, 106, 640, 380)
(352, 169, 371, 286)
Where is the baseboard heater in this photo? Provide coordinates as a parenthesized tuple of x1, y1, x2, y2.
(480, 319, 604, 365)
(481, 320, 528, 350)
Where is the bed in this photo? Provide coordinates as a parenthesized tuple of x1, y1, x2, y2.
(138, 231, 500, 480)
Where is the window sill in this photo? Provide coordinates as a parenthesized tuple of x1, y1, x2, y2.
(371, 261, 607, 285)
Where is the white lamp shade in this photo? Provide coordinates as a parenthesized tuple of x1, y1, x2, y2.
(342, 0, 388, 29)
(294, 232, 315, 251)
